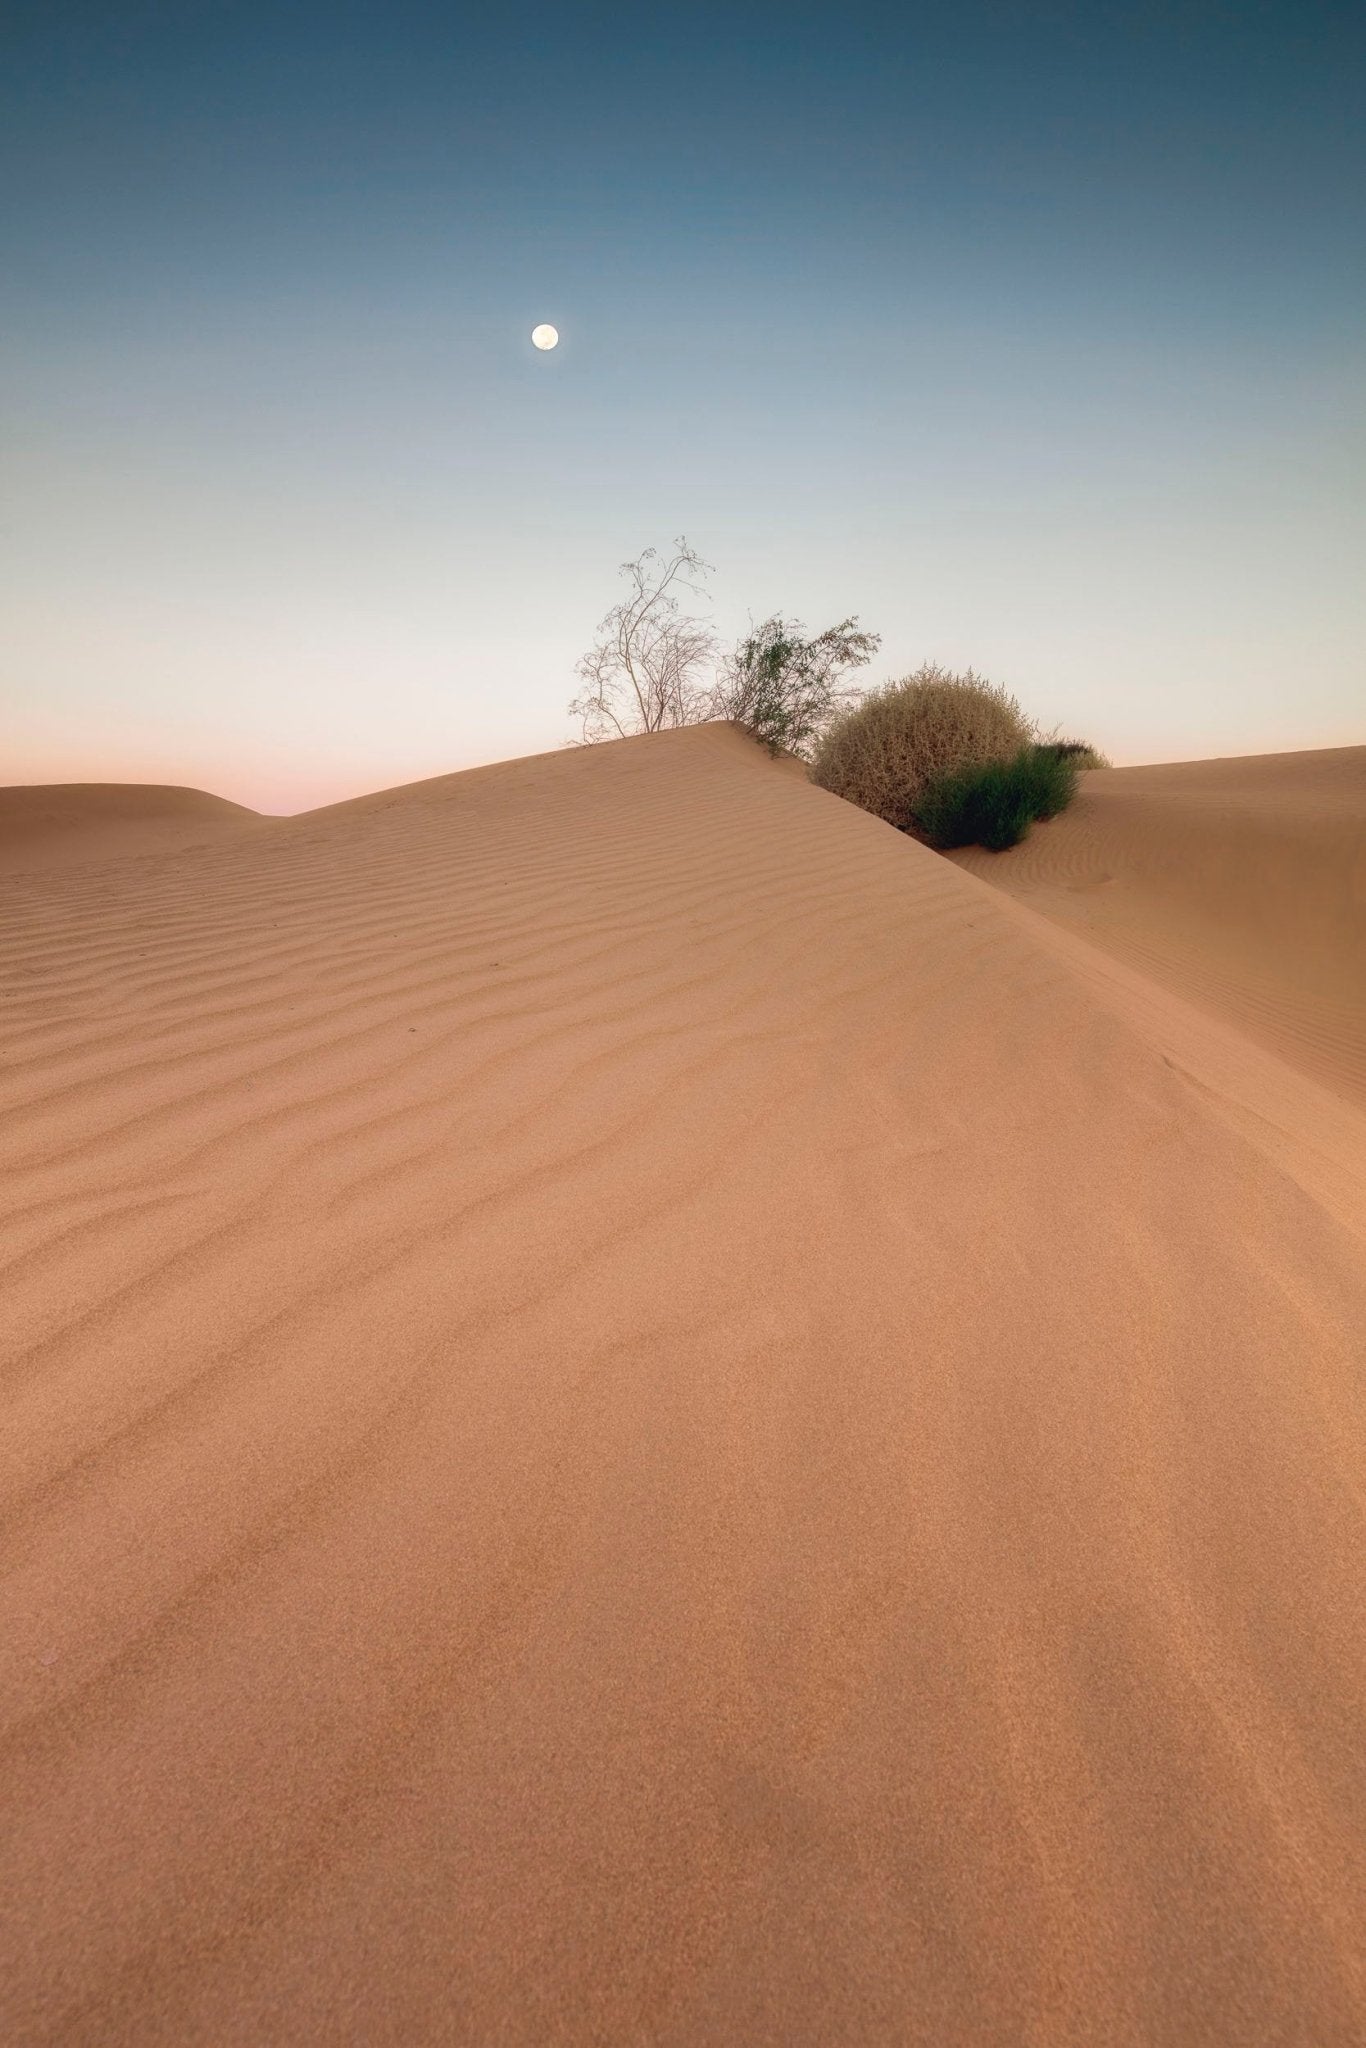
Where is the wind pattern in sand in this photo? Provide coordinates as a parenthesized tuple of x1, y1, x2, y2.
(2, 725, 1364, 2045)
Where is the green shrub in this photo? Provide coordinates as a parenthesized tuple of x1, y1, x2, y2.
(810, 665, 1035, 830)
(913, 745, 1080, 852)
(716, 615, 880, 758)
(1035, 738, 1111, 771)
(1013, 743, 1080, 819)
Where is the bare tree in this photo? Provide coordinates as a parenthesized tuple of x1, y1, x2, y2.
(715, 614, 880, 759)
(569, 538, 720, 744)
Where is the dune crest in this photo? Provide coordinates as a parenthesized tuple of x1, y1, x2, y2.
(1, 723, 1363, 2045)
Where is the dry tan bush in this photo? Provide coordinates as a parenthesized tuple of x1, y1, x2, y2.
(810, 664, 1037, 831)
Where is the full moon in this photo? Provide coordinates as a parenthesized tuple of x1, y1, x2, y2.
(531, 323, 559, 351)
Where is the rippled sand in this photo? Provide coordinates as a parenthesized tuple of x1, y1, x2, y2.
(2, 725, 1363, 2044)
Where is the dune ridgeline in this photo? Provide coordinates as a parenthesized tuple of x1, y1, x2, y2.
(2, 724, 1364, 2044)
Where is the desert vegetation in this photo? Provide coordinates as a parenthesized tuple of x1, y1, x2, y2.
(811, 665, 1035, 830)
(912, 745, 1080, 851)
(571, 546, 1105, 849)
(711, 615, 880, 758)
(568, 540, 721, 744)
(569, 541, 877, 760)
(1037, 738, 1112, 771)
(812, 668, 1111, 850)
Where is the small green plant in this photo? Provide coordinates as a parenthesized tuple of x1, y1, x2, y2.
(1035, 738, 1111, 770)
(716, 614, 880, 758)
(1013, 743, 1080, 819)
(913, 745, 1080, 851)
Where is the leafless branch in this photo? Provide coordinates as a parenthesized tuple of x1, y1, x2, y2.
(568, 539, 721, 744)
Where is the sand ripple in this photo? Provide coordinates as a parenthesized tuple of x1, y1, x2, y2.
(2, 726, 1364, 2044)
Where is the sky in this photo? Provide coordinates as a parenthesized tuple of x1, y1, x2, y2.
(2, 0, 1362, 811)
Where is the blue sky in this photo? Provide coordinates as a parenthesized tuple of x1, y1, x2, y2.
(3, 1, 1362, 807)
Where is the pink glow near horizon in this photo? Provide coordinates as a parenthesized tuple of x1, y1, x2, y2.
(7, 719, 1363, 820)
(0, 743, 502, 817)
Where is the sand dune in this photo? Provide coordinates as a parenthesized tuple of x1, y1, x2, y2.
(945, 748, 1366, 1249)
(0, 783, 263, 877)
(2, 724, 1364, 2045)
(948, 747, 1366, 1108)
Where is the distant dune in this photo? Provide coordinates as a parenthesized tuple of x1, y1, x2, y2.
(2, 724, 1363, 2045)
(0, 781, 263, 875)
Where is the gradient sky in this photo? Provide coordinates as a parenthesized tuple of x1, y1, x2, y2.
(3, 1, 1362, 811)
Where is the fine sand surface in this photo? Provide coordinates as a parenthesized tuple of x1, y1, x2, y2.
(0, 783, 264, 877)
(948, 747, 1366, 1109)
(2, 723, 1364, 2045)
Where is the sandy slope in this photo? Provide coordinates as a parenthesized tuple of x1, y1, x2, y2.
(1, 724, 1363, 2046)
(948, 747, 1366, 1108)
(946, 748, 1366, 1249)
(0, 783, 263, 876)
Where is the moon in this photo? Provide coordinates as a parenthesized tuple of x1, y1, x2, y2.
(531, 323, 559, 351)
